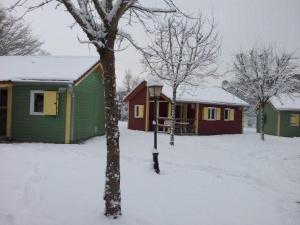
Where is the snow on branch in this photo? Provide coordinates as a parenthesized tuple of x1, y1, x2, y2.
(8, 0, 182, 51)
(142, 14, 221, 89)
(130, 5, 176, 14)
(228, 47, 299, 104)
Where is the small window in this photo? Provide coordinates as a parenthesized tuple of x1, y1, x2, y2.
(224, 108, 230, 120)
(134, 105, 144, 118)
(224, 108, 235, 121)
(290, 113, 299, 127)
(30, 91, 44, 115)
(30, 90, 58, 116)
(208, 107, 216, 120)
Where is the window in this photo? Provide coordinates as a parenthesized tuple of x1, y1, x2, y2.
(208, 107, 216, 120)
(224, 108, 229, 120)
(30, 90, 58, 116)
(224, 108, 235, 121)
(30, 91, 44, 115)
(134, 105, 144, 118)
(290, 113, 299, 127)
(203, 107, 221, 121)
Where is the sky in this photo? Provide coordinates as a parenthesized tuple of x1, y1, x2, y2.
(2, 0, 300, 87)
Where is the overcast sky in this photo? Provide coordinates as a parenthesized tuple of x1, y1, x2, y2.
(3, 0, 300, 86)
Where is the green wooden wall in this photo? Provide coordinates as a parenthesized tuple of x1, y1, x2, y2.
(73, 69, 105, 142)
(11, 85, 67, 143)
(257, 102, 300, 137)
(256, 102, 278, 135)
(279, 111, 300, 137)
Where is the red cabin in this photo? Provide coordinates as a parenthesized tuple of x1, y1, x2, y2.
(123, 80, 249, 135)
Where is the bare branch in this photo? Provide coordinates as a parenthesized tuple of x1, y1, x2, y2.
(0, 6, 47, 55)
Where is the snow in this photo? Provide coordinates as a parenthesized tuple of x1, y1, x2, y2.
(162, 85, 249, 106)
(144, 79, 249, 106)
(125, 80, 249, 106)
(269, 93, 300, 111)
(107, 0, 122, 22)
(1, 122, 299, 225)
(0, 56, 99, 82)
(146, 79, 163, 87)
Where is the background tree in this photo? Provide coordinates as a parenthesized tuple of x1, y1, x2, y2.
(117, 70, 141, 121)
(142, 14, 220, 146)
(9, 0, 180, 218)
(0, 6, 47, 55)
(222, 80, 257, 127)
(229, 47, 299, 140)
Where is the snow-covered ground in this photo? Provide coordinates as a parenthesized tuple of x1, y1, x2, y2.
(1, 122, 300, 225)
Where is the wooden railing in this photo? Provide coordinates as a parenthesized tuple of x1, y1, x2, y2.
(157, 117, 196, 134)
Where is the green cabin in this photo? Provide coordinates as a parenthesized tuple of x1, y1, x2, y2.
(0, 56, 105, 143)
(256, 93, 300, 137)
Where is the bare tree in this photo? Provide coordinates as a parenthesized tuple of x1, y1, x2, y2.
(122, 69, 141, 92)
(0, 6, 47, 55)
(117, 70, 141, 121)
(229, 47, 299, 140)
(142, 14, 220, 146)
(222, 80, 257, 128)
(8, 0, 180, 218)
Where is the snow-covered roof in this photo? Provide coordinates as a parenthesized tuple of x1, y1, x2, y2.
(269, 93, 300, 111)
(122, 80, 248, 106)
(0, 56, 100, 83)
(147, 79, 164, 87)
(160, 84, 249, 106)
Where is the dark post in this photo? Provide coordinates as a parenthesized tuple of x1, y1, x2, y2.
(153, 96, 160, 174)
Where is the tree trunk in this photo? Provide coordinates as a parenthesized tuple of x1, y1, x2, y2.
(99, 44, 121, 218)
(169, 88, 176, 146)
(260, 103, 265, 141)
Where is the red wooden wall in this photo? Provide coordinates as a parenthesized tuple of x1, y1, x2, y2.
(197, 104, 243, 135)
(126, 83, 244, 135)
(128, 84, 147, 131)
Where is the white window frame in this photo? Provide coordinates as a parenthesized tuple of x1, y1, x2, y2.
(30, 90, 44, 115)
(224, 108, 230, 121)
(207, 107, 217, 120)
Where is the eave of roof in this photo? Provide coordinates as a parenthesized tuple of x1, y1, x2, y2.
(123, 81, 147, 102)
(0, 56, 101, 83)
(0, 62, 102, 87)
(123, 80, 249, 107)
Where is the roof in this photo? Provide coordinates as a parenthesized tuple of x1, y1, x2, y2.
(162, 84, 249, 106)
(0, 56, 100, 83)
(124, 80, 249, 107)
(269, 93, 300, 111)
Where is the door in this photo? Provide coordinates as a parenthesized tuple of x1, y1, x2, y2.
(0, 89, 8, 137)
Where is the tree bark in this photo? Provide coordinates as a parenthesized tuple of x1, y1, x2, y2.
(260, 102, 265, 141)
(99, 43, 121, 218)
(169, 88, 177, 146)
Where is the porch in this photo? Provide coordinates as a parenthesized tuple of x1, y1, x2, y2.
(147, 99, 199, 135)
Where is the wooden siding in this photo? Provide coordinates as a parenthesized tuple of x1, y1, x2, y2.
(65, 89, 72, 144)
(6, 86, 12, 138)
(73, 69, 105, 142)
(256, 102, 278, 136)
(126, 84, 245, 135)
(198, 104, 243, 135)
(279, 111, 300, 137)
(11, 85, 67, 143)
(256, 102, 300, 137)
(128, 83, 147, 131)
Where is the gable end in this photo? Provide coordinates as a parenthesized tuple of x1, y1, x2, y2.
(74, 62, 103, 86)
